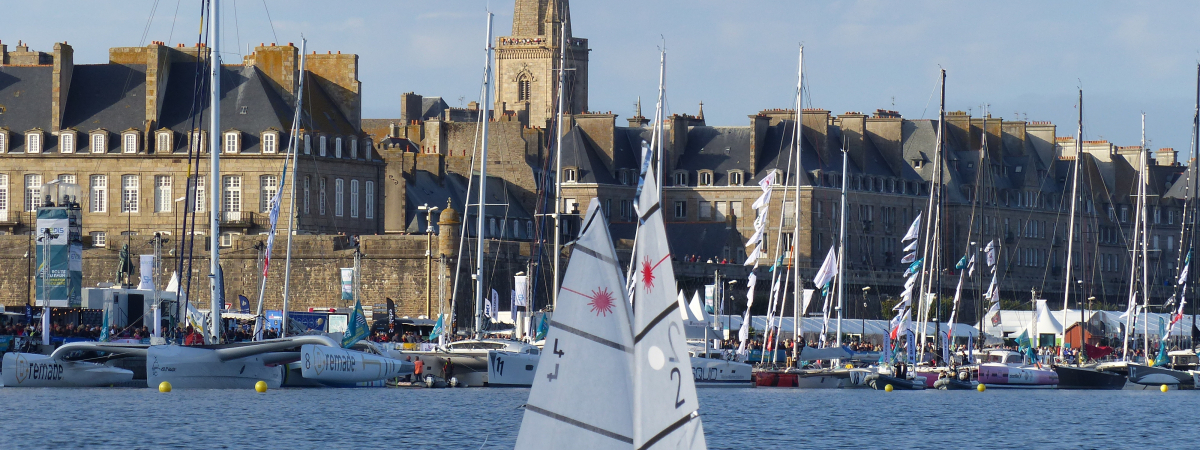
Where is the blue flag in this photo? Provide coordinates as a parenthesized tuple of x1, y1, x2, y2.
(429, 314, 445, 341)
(238, 295, 250, 314)
(99, 307, 110, 342)
(534, 314, 549, 340)
(340, 298, 369, 348)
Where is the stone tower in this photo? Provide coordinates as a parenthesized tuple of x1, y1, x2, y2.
(495, 0, 589, 128)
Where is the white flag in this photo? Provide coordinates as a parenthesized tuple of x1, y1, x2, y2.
(902, 214, 921, 242)
(812, 247, 839, 289)
(801, 289, 815, 315)
(751, 190, 771, 211)
(759, 171, 776, 191)
(903, 240, 918, 253)
(745, 227, 764, 248)
(1178, 262, 1190, 286)
(985, 240, 996, 267)
(967, 254, 977, 277)
(901, 252, 916, 264)
(744, 244, 763, 266)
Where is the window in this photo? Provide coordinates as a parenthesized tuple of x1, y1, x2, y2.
(91, 132, 106, 153)
(26, 131, 42, 153)
(1120, 206, 1129, 223)
(335, 137, 343, 158)
(563, 168, 577, 183)
(222, 176, 242, 217)
(351, 139, 358, 159)
(25, 174, 43, 211)
(320, 135, 327, 157)
(154, 175, 171, 212)
(618, 170, 630, 185)
(304, 134, 311, 155)
(673, 171, 688, 186)
(319, 178, 327, 215)
(564, 198, 579, 213)
(0, 174, 7, 216)
(365, 181, 374, 219)
(674, 200, 687, 219)
(90, 231, 106, 247)
(220, 232, 237, 248)
(89, 175, 107, 213)
(0, 130, 7, 153)
(192, 176, 206, 213)
(350, 179, 360, 218)
(729, 171, 743, 186)
(621, 199, 632, 220)
(716, 202, 728, 222)
(60, 132, 75, 154)
(699, 201, 712, 221)
(365, 139, 373, 160)
(260, 175, 278, 213)
(224, 132, 239, 154)
(525, 220, 534, 240)
(121, 175, 139, 213)
(518, 78, 531, 101)
(190, 131, 206, 153)
(122, 132, 138, 153)
(156, 131, 170, 153)
(262, 132, 278, 154)
(58, 174, 76, 185)
(698, 171, 713, 186)
(783, 200, 796, 227)
(303, 176, 311, 215)
(335, 178, 344, 216)
(489, 217, 498, 237)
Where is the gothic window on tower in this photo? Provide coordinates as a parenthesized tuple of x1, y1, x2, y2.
(518, 78, 532, 102)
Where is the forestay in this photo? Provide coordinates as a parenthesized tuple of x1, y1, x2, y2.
(515, 201, 636, 449)
(630, 171, 707, 450)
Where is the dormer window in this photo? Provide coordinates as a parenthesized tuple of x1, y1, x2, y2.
(350, 138, 358, 159)
(698, 170, 713, 186)
(26, 129, 43, 154)
(262, 130, 279, 154)
(912, 159, 924, 168)
(223, 131, 240, 154)
(673, 170, 688, 186)
(728, 171, 743, 186)
(618, 169, 630, 185)
(155, 130, 172, 153)
(364, 138, 373, 160)
(0, 128, 8, 153)
(59, 130, 76, 154)
(320, 135, 328, 157)
(90, 130, 108, 154)
(335, 137, 343, 158)
(563, 167, 578, 183)
(304, 133, 312, 155)
(122, 130, 139, 153)
(190, 130, 207, 153)
(1015, 165, 1023, 173)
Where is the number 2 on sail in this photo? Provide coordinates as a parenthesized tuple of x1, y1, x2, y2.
(669, 368, 685, 408)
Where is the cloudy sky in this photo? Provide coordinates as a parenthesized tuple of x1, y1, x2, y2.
(6, 1, 1200, 157)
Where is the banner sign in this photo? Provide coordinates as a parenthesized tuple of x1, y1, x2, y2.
(137, 255, 156, 291)
(514, 276, 528, 308)
(35, 208, 80, 307)
(340, 268, 355, 301)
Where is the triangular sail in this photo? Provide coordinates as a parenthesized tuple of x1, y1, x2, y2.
(630, 170, 707, 449)
(516, 201, 636, 450)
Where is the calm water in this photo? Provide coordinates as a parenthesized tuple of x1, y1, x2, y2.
(0, 387, 1194, 449)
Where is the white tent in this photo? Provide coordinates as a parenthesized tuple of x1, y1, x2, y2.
(712, 315, 980, 339)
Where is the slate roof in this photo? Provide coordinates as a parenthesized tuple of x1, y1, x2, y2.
(405, 170, 534, 239)
(0, 65, 53, 151)
(61, 64, 146, 135)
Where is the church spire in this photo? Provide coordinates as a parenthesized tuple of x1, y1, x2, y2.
(698, 101, 704, 119)
(636, 96, 643, 118)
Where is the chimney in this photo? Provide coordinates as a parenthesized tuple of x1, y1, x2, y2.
(307, 50, 362, 131)
(400, 92, 423, 125)
(252, 43, 300, 104)
(51, 42, 74, 131)
(0, 40, 8, 65)
(1156, 148, 1178, 166)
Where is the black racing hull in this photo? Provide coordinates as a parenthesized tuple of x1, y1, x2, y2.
(1128, 364, 1194, 388)
(1053, 365, 1126, 390)
(865, 374, 924, 390)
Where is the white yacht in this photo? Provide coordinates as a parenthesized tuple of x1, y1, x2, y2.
(392, 338, 540, 387)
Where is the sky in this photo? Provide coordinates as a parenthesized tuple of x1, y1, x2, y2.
(6, 1, 1200, 159)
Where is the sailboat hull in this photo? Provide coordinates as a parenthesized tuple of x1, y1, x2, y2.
(692, 358, 753, 388)
(1053, 365, 1126, 390)
(2, 353, 134, 387)
(754, 369, 847, 389)
(146, 345, 284, 389)
(1128, 364, 1194, 388)
(978, 363, 1058, 388)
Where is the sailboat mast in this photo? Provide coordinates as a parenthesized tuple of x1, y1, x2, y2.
(1061, 90, 1082, 353)
(916, 69, 945, 362)
(836, 104, 846, 348)
(1193, 63, 1199, 348)
(1140, 113, 1150, 358)
(279, 40, 308, 338)
(655, 50, 666, 204)
(474, 12, 494, 339)
(792, 46, 803, 362)
(208, 0, 222, 343)
(552, 19, 566, 311)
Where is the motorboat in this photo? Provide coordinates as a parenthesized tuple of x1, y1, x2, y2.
(689, 347, 753, 388)
(393, 338, 540, 387)
(754, 368, 849, 389)
(977, 350, 1058, 389)
(864, 366, 927, 391)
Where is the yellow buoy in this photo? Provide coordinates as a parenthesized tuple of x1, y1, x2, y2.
(884, 384, 894, 392)
(1161, 384, 1169, 392)
(158, 381, 172, 393)
(845, 364, 853, 369)
(977, 383, 986, 392)
(255, 381, 268, 393)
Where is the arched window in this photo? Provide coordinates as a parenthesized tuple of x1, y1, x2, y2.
(518, 77, 532, 101)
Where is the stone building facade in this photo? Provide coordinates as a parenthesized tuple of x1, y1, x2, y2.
(494, 0, 588, 128)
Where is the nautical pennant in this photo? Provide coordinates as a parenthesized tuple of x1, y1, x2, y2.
(812, 247, 839, 289)
(901, 252, 916, 264)
(902, 214, 921, 242)
(984, 240, 996, 267)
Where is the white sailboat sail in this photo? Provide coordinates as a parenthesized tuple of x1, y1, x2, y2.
(516, 201, 636, 449)
(631, 170, 707, 449)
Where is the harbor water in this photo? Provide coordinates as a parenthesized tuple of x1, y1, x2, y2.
(1, 387, 1193, 449)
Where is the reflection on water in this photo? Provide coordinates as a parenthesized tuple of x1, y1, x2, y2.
(0, 386, 1191, 448)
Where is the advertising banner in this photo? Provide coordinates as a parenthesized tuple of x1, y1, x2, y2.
(340, 268, 355, 301)
(137, 255, 156, 291)
(35, 209, 73, 307)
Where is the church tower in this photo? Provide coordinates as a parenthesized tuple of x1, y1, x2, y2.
(495, 0, 589, 127)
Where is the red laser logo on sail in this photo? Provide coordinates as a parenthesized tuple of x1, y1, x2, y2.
(640, 256, 656, 292)
(588, 287, 616, 317)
